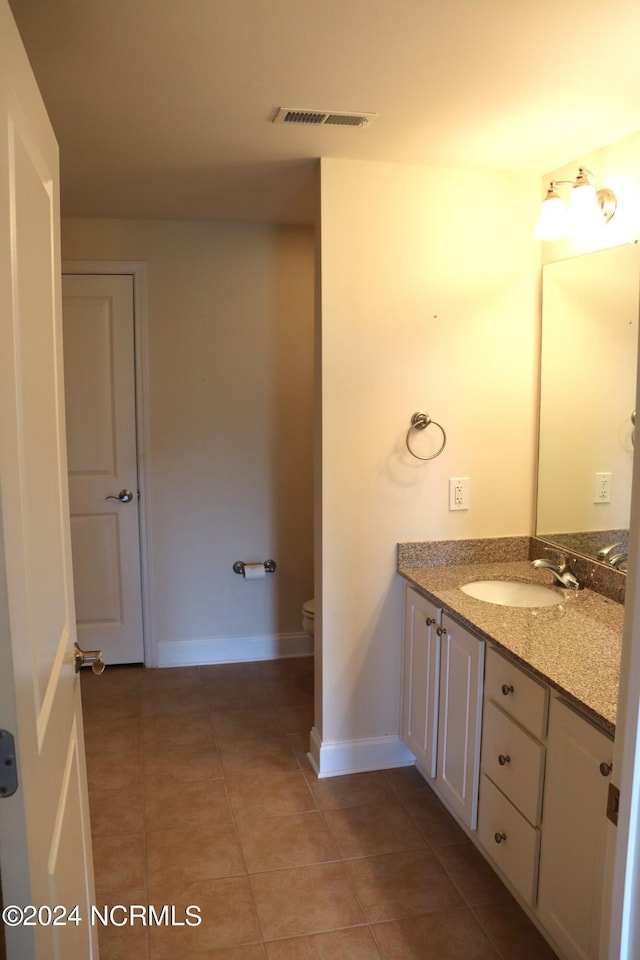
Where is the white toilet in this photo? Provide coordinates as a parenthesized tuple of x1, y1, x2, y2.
(302, 598, 315, 638)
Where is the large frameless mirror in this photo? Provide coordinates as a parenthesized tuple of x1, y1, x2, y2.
(536, 242, 640, 570)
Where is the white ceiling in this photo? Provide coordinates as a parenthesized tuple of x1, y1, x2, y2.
(8, 0, 640, 225)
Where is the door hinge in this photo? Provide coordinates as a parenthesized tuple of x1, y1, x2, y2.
(0, 729, 18, 797)
(607, 782, 620, 826)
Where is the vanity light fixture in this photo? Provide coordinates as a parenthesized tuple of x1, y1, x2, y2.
(534, 167, 617, 241)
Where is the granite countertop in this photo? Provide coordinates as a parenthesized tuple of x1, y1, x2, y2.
(399, 558, 623, 735)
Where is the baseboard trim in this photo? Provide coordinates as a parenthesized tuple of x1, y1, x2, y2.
(308, 726, 415, 778)
(156, 631, 313, 667)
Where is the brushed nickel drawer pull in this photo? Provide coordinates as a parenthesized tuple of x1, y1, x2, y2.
(600, 762, 613, 777)
(501, 684, 514, 696)
(498, 754, 511, 766)
(494, 832, 507, 844)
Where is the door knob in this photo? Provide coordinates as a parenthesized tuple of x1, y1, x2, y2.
(73, 642, 105, 675)
(105, 489, 134, 503)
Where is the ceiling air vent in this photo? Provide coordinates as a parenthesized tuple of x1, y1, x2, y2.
(272, 107, 377, 128)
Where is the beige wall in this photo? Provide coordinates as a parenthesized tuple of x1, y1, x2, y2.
(316, 158, 541, 751)
(62, 219, 315, 663)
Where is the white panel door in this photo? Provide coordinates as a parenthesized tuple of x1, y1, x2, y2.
(436, 615, 484, 830)
(0, 3, 97, 958)
(63, 273, 144, 665)
(401, 586, 441, 777)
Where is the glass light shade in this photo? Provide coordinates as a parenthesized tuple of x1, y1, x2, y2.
(567, 181, 602, 234)
(534, 195, 568, 241)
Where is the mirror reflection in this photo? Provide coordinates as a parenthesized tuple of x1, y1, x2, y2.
(536, 243, 640, 569)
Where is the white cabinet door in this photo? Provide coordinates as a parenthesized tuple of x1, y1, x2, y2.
(537, 697, 614, 960)
(401, 587, 441, 777)
(436, 614, 484, 830)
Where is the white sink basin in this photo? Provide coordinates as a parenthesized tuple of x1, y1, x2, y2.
(460, 580, 561, 608)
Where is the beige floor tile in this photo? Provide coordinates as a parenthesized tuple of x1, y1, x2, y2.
(94, 888, 149, 960)
(140, 666, 203, 690)
(273, 702, 314, 736)
(286, 734, 315, 774)
(473, 897, 560, 959)
(145, 779, 233, 831)
(199, 662, 267, 685)
(400, 791, 469, 848)
(209, 706, 284, 741)
(323, 801, 426, 858)
(263, 675, 314, 708)
(141, 711, 215, 746)
(308, 771, 397, 810)
(371, 909, 500, 960)
(147, 823, 245, 886)
(82, 687, 141, 723)
(141, 687, 208, 717)
(92, 833, 146, 895)
(86, 750, 143, 793)
(200, 680, 274, 710)
(84, 660, 550, 959)
(218, 737, 298, 774)
(147, 877, 261, 958)
(161, 947, 266, 960)
(144, 739, 223, 782)
(236, 811, 338, 872)
(226, 770, 316, 820)
(384, 765, 432, 798)
(249, 862, 364, 940)
(84, 716, 142, 757)
(345, 849, 465, 922)
(434, 841, 512, 907)
(265, 927, 382, 960)
(89, 784, 145, 837)
(82, 666, 142, 700)
(252, 657, 314, 681)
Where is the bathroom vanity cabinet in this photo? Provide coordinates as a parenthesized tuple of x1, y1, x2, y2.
(401, 586, 484, 830)
(478, 647, 548, 907)
(537, 697, 613, 960)
(401, 584, 614, 960)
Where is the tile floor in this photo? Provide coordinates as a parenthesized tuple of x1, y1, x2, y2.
(81, 656, 559, 960)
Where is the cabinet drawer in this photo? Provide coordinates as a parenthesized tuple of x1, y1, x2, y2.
(478, 774, 540, 907)
(482, 700, 545, 825)
(485, 647, 548, 739)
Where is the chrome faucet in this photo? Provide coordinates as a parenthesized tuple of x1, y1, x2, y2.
(597, 541, 628, 568)
(597, 542, 625, 561)
(608, 552, 628, 569)
(531, 551, 583, 590)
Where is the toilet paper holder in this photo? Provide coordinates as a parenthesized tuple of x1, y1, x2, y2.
(233, 559, 277, 575)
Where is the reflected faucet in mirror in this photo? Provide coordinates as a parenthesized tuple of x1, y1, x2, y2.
(597, 542, 628, 569)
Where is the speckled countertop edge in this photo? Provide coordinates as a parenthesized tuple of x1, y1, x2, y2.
(398, 558, 622, 735)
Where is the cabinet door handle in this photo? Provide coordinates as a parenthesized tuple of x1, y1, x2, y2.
(426, 617, 435, 626)
(494, 832, 507, 844)
(436, 627, 445, 637)
(501, 684, 514, 696)
(498, 754, 511, 766)
(600, 762, 613, 777)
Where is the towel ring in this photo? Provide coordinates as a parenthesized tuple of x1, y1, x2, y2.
(406, 411, 447, 461)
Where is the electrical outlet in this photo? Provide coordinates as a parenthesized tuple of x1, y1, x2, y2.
(594, 472, 612, 503)
(449, 477, 470, 511)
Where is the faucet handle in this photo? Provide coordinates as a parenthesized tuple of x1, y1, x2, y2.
(543, 547, 568, 569)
